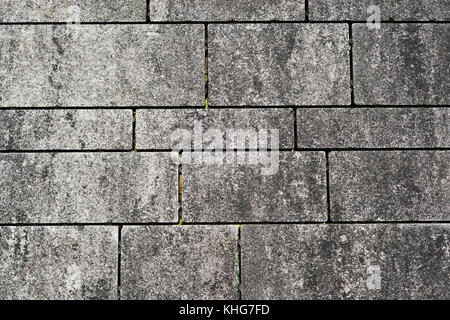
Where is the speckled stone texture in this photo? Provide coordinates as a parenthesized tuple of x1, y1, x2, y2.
(310, 0, 450, 21)
(330, 151, 450, 221)
(0, 0, 146, 22)
(0, 110, 133, 150)
(209, 24, 350, 106)
(297, 108, 449, 148)
(121, 225, 239, 299)
(0, 1, 448, 302)
(136, 108, 294, 149)
(353, 24, 450, 105)
(0, 25, 204, 107)
(0, 226, 118, 300)
(183, 152, 327, 222)
(241, 224, 450, 299)
(0, 153, 178, 223)
(150, 0, 305, 21)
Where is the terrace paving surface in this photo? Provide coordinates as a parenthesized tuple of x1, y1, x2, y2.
(0, 0, 448, 300)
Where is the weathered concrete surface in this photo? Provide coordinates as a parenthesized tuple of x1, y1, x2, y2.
(150, 0, 305, 21)
(297, 108, 449, 148)
(241, 224, 450, 299)
(0, 153, 178, 223)
(0, 226, 118, 300)
(0, 110, 133, 150)
(330, 151, 450, 221)
(353, 24, 450, 105)
(136, 108, 294, 150)
(0, 0, 146, 22)
(183, 152, 327, 222)
(121, 225, 239, 299)
(310, 0, 450, 21)
(0, 25, 204, 107)
(209, 24, 350, 106)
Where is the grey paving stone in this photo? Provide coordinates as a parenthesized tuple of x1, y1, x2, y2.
(0, 0, 146, 22)
(310, 0, 450, 21)
(150, 0, 305, 21)
(353, 24, 450, 105)
(183, 152, 327, 222)
(241, 224, 450, 299)
(136, 108, 294, 150)
(121, 225, 239, 299)
(0, 110, 133, 150)
(0, 25, 204, 107)
(209, 24, 351, 106)
(329, 151, 450, 221)
(0, 153, 178, 223)
(297, 108, 450, 148)
(0, 226, 118, 300)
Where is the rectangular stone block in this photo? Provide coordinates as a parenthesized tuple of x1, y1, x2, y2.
(353, 24, 449, 105)
(136, 108, 294, 150)
(149, 0, 305, 21)
(183, 152, 327, 222)
(209, 24, 350, 106)
(241, 224, 450, 299)
(0, 110, 133, 150)
(0, 1, 146, 22)
(297, 108, 449, 148)
(121, 225, 239, 299)
(0, 25, 204, 107)
(310, 0, 450, 21)
(0, 153, 178, 223)
(329, 151, 449, 221)
(0, 226, 118, 300)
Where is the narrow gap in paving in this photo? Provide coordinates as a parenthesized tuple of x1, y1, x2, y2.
(0, 150, 133, 153)
(132, 108, 137, 152)
(205, 23, 209, 109)
(0, 20, 448, 25)
(117, 225, 122, 300)
(178, 151, 183, 225)
(325, 151, 331, 223)
(133, 147, 450, 152)
(146, 0, 150, 23)
(1, 105, 448, 111)
(293, 108, 298, 151)
(0, 221, 448, 227)
(1, 147, 448, 154)
(305, 0, 309, 21)
(348, 23, 355, 106)
(237, 225, 242, 300)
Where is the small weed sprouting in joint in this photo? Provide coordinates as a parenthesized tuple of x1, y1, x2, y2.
(178, 174, 182, 202)
(205, 98, 208, 110)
